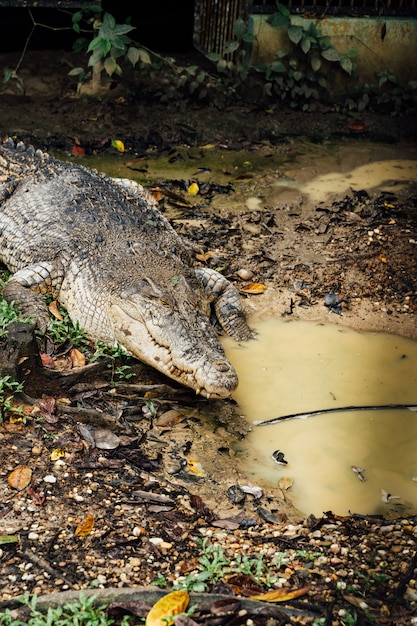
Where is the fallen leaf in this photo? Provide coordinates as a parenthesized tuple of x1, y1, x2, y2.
(154, 409, 186, 427)
(50, 446, 67, 461)
(187, 182, 199, 195)
(146, 590, 189, 626)
(112, 139, 125, 152)
(240, 282, 267, 295)
(40, 353, 56, 368)
(71, 144, 85, 157)
(347, 121, 365, 131)
(0, 535, 19, 545)
(226, 573, 264, 596)
(8, 465, 32, 491)
(75, 513, 95, 537)
(48, 300, 64, 320)
(27, 485, 46, 505)
(187, 459, 206, 477)
(278, 477, 294, 491)
(379, 253, 387, 263)
(250, 585, 310, 602)
(149, 186, 163, 202)
(195, 251, 212, 262)
(93, 428, 121, 450)
(70, 348, 86, 368)
(38, 397, 58, 424)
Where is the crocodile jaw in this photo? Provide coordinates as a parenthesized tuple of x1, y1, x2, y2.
(111, 303, 239, 398)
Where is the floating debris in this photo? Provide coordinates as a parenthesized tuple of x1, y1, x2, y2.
(381, 489, 401, 504)
(352, 466, 367, 481)
(272, 450, 288, 465)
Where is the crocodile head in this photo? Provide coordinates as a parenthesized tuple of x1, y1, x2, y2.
(109, 274, 239, 398)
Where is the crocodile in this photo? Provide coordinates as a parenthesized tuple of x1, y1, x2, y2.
(0, 138, 254, 398)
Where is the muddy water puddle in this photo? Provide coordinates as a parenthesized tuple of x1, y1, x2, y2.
(223, 319, 417, 517)
(70, 138, 417, 213)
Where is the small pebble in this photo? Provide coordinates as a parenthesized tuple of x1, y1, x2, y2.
(237, 268, 254, 280)
(43, 475, 57, 484)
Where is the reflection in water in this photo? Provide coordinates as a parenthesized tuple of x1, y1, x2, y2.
(299, 160, 417, 204)
(223, 319, 417, 517)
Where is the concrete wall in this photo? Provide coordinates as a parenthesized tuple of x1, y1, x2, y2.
(249, 14, 417, 87)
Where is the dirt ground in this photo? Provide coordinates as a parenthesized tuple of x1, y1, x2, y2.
(1, 50, 417, 624)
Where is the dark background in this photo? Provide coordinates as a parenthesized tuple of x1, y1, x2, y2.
(0, 1, 195, 53)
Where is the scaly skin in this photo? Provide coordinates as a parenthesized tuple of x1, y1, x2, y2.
(0, 139, 254, 398)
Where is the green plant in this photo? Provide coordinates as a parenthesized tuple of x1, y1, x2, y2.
(70, 6, 151, 87)
(0, 591, 131, 626)
(151, 573, 168, 588)
(339, 608, 358, 625)
(44, 310, 87, 347)
(0, 298, 26, 336)
(174, 537, 230, 592)
(175, 538, 291, 592)
(0, 375, 25, 423)
(253, 5, 358, 111)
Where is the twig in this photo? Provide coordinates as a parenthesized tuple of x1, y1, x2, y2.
(254, 404, 417, 426)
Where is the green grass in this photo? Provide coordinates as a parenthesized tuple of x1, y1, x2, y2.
(0, 592, 132, 626)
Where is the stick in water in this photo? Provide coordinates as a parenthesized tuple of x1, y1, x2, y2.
(254, 404, 417, 426)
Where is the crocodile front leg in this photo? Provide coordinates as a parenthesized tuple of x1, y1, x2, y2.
(3, 262, 64, 333)
(195, 267, 255, 341)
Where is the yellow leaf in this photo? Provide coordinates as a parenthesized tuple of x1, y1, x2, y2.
(195, 251, 212, 262)
(240, 282, 267, 295)
(187, 182, 199, 196)
(112, 139, 125, 153)
(8, 465, 32, 491)
(146, 590, 190, 626)
(48, 300, 63, 321)
(278, 477, 293, 491)
(70, 348, 86, 368)
(50, 446, 67, 461)
(379, 253, 387, 263)
(187, 459, 207, 477)
(75, 514, 95, 537)
(250, 585, 310, 603)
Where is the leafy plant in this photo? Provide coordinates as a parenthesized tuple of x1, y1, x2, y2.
(175, 538, 290, 593)
(0, 591, 130, 626)
(251, 5, 358, 111)
(70, 6, 152, 86)
(0, 298, 30, 338)
(0, 375, 25, 423)
(44, 310, 87, 347)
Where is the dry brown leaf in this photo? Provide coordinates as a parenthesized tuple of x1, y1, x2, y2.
(250, 585, 310, 602)
(40, 353, 56, 368)
(154, 409, 186, 428)
(195, 251, 212, 262)
(240, 282, 267, 295)
(149, 186, 163, 202)
(75, 513, 95, 537)
(70, 348, 86, 368)
(8, 465, 32, 491)
(48, 300, 64, 320)
(146, 590, 190, 626)
(27, 485, 46, 505)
